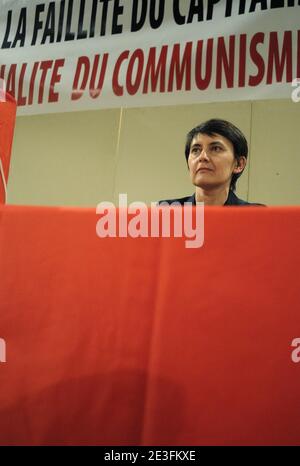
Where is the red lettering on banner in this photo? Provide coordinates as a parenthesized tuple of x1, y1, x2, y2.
(238, 34, 247, 88)
(112, 51, 129, 96)
(89, 54, 109, 98)
(1, 60, 65, 105)
(71, 57, 90, 100)
(195, 39, 213, 90)
(168, 42, 192, 92)
(38, 61, 53, 103)
(143, 46, 168, 94)
(6, 64, 17, 96)
(113, 43, 192, 96)
(249, 33, 265, 87)
(216, 36, 235, 89)
(126, 49, 144, 95)
(49, 59, 65, 102)
(298, 31, 300, 78)
(112, 31, 297, 97)
(72, 54, 108, 100)
(0, 29, 298, 108)
(266, 31, 293, 84)
(17, 63, 27, 106)
(28, 62, 39, 105)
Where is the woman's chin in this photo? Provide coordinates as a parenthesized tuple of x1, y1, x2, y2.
(193, 180, 217, 190)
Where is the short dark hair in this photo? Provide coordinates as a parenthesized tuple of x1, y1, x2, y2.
(185, 119, 248, 191)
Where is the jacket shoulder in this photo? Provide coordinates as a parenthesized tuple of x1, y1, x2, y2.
(227, 191, 266, 206)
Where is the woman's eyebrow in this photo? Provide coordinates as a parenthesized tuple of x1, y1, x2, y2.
(209, 141, 226, 149)
(209, 140, 225, 146)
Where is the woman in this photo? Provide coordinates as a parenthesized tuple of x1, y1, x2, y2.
(159, 118, 264, 206)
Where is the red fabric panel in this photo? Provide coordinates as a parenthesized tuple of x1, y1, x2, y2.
(0, 94, 17, 203)
(0, 205, 299, 445)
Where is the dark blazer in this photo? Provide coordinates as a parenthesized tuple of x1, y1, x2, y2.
(158, 190, 265, 206)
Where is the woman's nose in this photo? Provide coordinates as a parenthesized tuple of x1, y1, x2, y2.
(199, 149, 209, 160)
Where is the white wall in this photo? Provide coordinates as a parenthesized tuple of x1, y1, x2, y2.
(7, 99, 300, 207)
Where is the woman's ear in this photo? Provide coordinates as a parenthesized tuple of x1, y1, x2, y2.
(233, 156, 247, 174)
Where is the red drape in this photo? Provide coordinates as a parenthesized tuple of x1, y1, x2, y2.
(0, 93, 17, 204)
(0, 205, 299, 445)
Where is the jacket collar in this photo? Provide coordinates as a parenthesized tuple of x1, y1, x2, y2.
(192, 190, 240, 206)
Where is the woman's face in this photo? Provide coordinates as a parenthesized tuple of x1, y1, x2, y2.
(188, 132, 244, 190)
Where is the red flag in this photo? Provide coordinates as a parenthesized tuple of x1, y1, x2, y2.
(0, 92, 17, 204)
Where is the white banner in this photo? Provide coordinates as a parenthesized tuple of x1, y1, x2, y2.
(0, 0, 299, 115)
